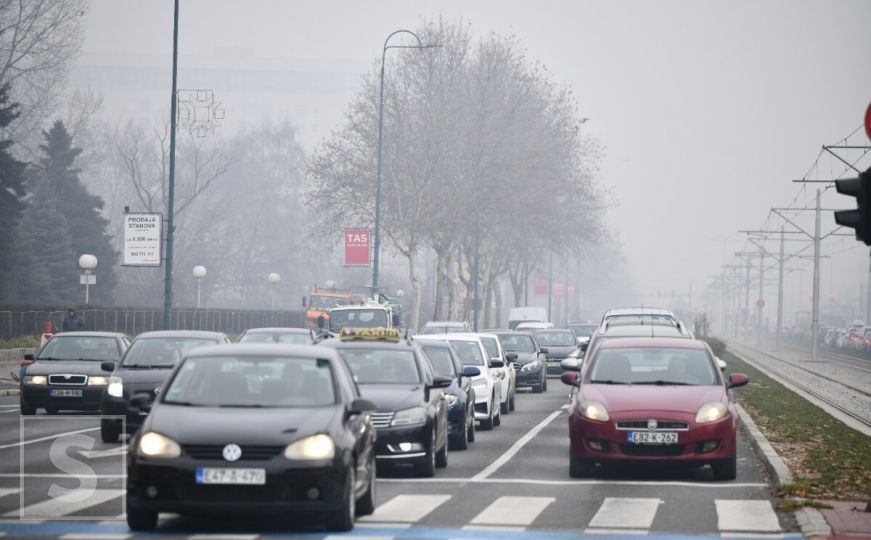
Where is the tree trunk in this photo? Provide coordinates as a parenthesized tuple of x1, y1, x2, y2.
(432, 247, 447, 320)
(407, 247, 423, 330)
(483, 279, 493, 329)
(446, 251, 456, 320)
(494, 278, 503, 328)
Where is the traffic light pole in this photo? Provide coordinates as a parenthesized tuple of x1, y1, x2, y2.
(776, 226, 785, 351)
(811, 189, 821, 362)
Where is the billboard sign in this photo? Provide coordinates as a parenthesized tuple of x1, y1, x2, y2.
(122, 213, 162, 266)
(344, 229, 371, 266)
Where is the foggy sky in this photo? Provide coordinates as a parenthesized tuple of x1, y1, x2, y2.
(76, 0, 871, 319)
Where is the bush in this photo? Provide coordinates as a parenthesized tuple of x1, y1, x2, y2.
(703, 336, 727, 357)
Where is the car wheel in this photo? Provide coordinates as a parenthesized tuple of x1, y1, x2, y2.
(479, 403, 494, 431)
(508, 387, 516, 412)
(355, 454, 376, 517)
(414, 429, 437, 477)
(45, 407, 59, 415)
(451, 414, 469, 451)
(712, 452, 737, 481)
(467, 409, 476, 442)
(543, 376, 548, 392)
(126, 504, 158, 531)
(500, 397, 509, 414)
(569, 453, 593, 478)
(325, 467, 355, 531)
(435, 435, 448, 469)
(101, 419, 121, 444)
(532, 375, 543, 394)
(20, 403, 35, 416)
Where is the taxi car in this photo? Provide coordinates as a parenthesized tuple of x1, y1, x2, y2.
(561, 337, 748, 480)
(126, 344, 376, 532)
(417, 339, 480, 449)
(320, 328, 452, 477)
(17, 332, 129, 414)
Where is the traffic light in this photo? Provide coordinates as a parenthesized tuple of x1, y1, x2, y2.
(834, 168, 871, 245)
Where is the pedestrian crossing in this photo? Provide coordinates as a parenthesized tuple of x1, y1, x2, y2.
(0, 487, 790, 537)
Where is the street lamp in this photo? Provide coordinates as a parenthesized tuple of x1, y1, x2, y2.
(78, 254, 97, 305)
(371, 29, 438, 292)
(193, 265, 207, 308)
(268, 272, 281, 312)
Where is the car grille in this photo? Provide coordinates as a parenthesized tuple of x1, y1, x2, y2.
(615, 420, 689, 431)
(48, 374, 86, 386)
(620, 444, 685, 457)
(182, 445, 283, 460)
(370, 412, 394, 429)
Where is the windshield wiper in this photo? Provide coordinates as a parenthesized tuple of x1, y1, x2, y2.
(123, 363, 175, 369)
(634, 380, 692, 386)
(218, 403, 264, 408)
(589, 379, 628, 385)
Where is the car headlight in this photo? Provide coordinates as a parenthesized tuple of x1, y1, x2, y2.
(445, 394, 458, 407)
(22, 375, 47, 385)
(520, 360, 540, 372)
(107, 376, 123, 398)
(88, 376, 109, 386)
(471, 378, 488, 390)
(579, 400, 609, 422)
(695, 402, 727, 423)
(137, 432, 181, 458)
(284, 434, 335, 460)
(391, 406, 427, 427)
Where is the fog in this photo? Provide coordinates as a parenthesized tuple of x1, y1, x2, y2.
(70, 0, 871, 324)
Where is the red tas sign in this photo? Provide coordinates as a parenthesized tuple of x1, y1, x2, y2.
(344, 229, 371, 266)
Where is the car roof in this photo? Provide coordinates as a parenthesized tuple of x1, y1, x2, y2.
(319, 338, 418, 351)
(596, 337, 705, 350)
(490, 330, 534, 336)
(423, 321, 467, 326)
(599, 324, 688, 337)
(187, 343, 339, 359)
(415, 333, 484, 343)
(535, 329, 575, 334)
(52, 331, 127, 338)
(242, 327, 310, 334)
(134, 330, 226, 339)
(415, 339, 452, 348)
(603, 307, 674, 317)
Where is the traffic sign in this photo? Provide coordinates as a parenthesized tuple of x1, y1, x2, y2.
(756, 298, 765, 308)
(865, 102, 871, 141)
(343, 228, 371, 266)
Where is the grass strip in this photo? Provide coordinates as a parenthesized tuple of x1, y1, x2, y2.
(723, 351, 870, 500)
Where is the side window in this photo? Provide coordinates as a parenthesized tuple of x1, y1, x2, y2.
(336, 358, 359, 400)
(417, 352, 434, 385)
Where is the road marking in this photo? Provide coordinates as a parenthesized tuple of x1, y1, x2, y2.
(561, 404, 569, 410)
(60, 534, 131, 540)
(588, 497, 662, 530)
(0, 428, 100, 451)
(378, 477, 768, 488)
(0, 410, 18, 414)
(188, 535, 259, 540)
(716, 499, 781, 532)
(584, 529, 649, 535)
(462, 524, 526, 532)
(356, 523, 410, 529)
(0, 474, 125, 479)
(471, 409, 563, 480)
(0, 489, 19, 500)
(469, 496, 555, 527)
(5, 488, 123, 519)
(79, 447, 126, 459)
(358, 494, 451, 523)
(0, 405, 20, 408)
(721, 534, 786, 539)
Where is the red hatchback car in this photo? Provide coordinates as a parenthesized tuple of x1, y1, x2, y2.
(561, 337, 748, 480)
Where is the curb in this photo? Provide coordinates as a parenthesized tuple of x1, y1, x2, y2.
(795, 507, 833, 537)
(735, 402, 793, 487)
(0, 388, 19, 397)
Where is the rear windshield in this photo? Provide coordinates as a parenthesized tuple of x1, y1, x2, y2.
(123, 337, 215, 367)
(340, 349, 421, 384)
(587, 347, 717, 386)
(569, 324, 598, 337)
(39, 336, 121, 361)
(239, 332, 311, 345)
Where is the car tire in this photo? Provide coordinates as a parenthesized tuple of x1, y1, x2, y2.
(325, 468, 355, 531)
(479, 403, 494, 431)
(467, 409, 476, 442)
(500, 398, 509, 414)
(532, 375, 543, 394)
(451, 415, 469, 450)
(435, 436, 448, 469)
(542, 376, 548, 392)
(414, 429, 437, 477)
(355, 455, 376, 517)
(569, 454, 593, 478)
(101, 419, 121, 444)
(493, 398, 501, 427)
(712, 452, 737, 481)
(508, 387, 516, 412)
(20, 403, 35, 416)
(126, 505, 158, 531)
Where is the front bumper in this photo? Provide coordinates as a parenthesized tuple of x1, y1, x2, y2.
(374, 424, 432, 463)
(515, 365, 543, 387)
(21, 384, 104, 411)
(545, 357, 569, 377)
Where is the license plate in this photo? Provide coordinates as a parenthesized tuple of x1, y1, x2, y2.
(546, 361, 560, 367)
(195, 468, 266, 485)
(628, 431, 678, 444)
(50, 389, 82, 398)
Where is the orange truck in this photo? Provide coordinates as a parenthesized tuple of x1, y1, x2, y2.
(305, 289, 353, 329)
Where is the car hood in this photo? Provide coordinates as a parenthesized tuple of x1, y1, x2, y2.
(115, 368, 173, 385)
(543, 346, 577, 359)
(508, 352, 539, 365)
(357, 384, 424, 413)
(26, 361, 107, 377)
(581, 384, 725, 415)
(147, 404, 341, 445)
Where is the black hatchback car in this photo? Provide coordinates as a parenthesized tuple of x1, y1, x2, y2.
(99, 330, 231, 443)
(533, 329, 581, 377)
(417, 340, 480, 450)
(18, 332, 130, 415)
(126, 344, 376, 532)
(320, 328, 452, 477)
(493, 331, 548, 393)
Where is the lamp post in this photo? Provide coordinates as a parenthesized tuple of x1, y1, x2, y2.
(268, 273, 281, 324)
(372, 30, 437, 291)
(163, 0, 180, 330)
(78, 254, 97, 305)
(192, 265, 207, 308)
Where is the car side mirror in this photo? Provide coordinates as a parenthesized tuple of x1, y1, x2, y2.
(539, 347, 549, 355)
(100, 361, 116, 373)
(560, 358, 580, 371)
(505, 353, 518, 362)
(128, 393, 153, 414)
(580, 342, 589, 352)
(24, 354, 35, 361)
(489, 359, 504, 368)
(431, 375, 452, 389)
(462, 366, 481, 377)
(348, 398, 376, 416)
(561, 372, 580, 387)
(727, 373, 749, 389)
(716, 357, 726, 371)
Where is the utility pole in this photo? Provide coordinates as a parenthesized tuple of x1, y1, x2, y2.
(757, 252, 764, 345)
(162, 0, 180, 330)
(547, 252, 553, 322)
(776, 226, 785, 351)
(744, 260, 751, 331)
(811, 189, 821, 361)
(473, 219, 480, 332)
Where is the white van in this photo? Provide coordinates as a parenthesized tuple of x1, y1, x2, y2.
(508, 307, 548, 330)
(515, 321, 554, 331)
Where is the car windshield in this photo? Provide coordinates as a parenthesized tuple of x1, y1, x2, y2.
(239, 332, 311, 345)
(480, 337, 499, 358)
(38, 336, 120, 361)
(309, 295, 346, 310)
(421, 346, 455, 378)
(587, 347, 718, 386)
(329, 309, 388, 333)
(421, 325, 465, 334)
(122, 337, 215, 367)
(163, 355, 336, 407)
(534, 331, 577, 347)
(340, 349, 421, 384)
(569, 324, 598, 337)
(450, 340, 485, 366)
(497, 334, 535, 353)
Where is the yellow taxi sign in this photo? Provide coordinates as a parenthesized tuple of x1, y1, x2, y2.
(339, 327, 402, 341)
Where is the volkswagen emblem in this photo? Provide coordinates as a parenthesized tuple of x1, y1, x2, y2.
(647, 419, 658, 431)
(153, 387, 161, 395)
(222, 444, 242, 462)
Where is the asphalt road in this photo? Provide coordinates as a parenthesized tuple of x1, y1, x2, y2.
(0, 385, 800, 540)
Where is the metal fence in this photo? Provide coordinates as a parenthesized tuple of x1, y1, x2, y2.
(0, 309, 306, 340)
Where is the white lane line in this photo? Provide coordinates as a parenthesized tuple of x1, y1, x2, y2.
(0, 410, 18, 414)
(377, 477, 769, 488)
(0, 489, 20, 499)
(721, 534, 785, 539)
(716, 499, 781, 532)
(0, 405, 20, 408)
(584, 529, 649, 535)
(469, 496, 555, 527)
(188, 535, 259, 540)
(561, 404, 569, 410)
(461, 525, 525, 532)
(358, 494, 451, 523)
(5, 488, 123, 519)
(0, 474, 125, 478)
(588, 497, 662, 529)
(60, 534, 131, 540)
(471, 409, 563, 480)
(0, 428, 100, 451)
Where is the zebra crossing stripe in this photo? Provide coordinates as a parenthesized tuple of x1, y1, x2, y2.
(4, 488, 123, 520)
(716, 500, 781, 532)
(358, 494, 451, 523)
(187, 535, 259, 540)
(588, 497, 662, 530)
(469, 496, 555, 527)
(59, 534, 131, 540)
